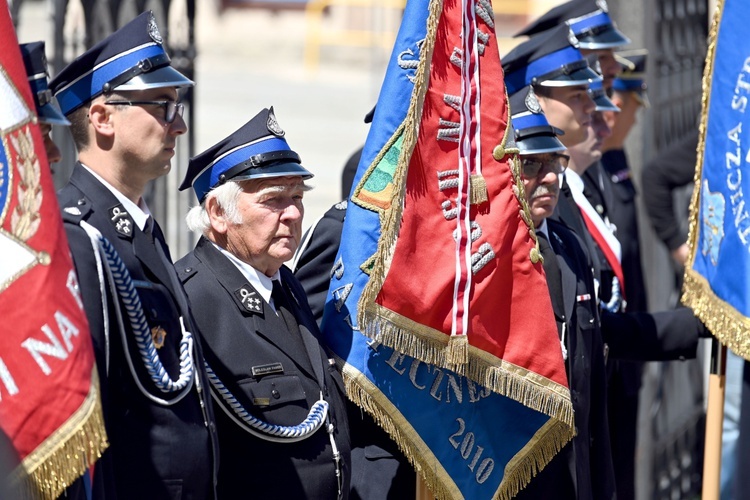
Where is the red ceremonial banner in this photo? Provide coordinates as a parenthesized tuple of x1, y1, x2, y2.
(0, 5, 107, 497)
(360, 0, 568, 392)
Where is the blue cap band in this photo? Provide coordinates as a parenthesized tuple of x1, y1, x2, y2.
(505, 46, 586, 95)
(588, 79, 604, 92)
(193, 136, 292, 201)
(612, 79, 645, 92)
(569, 11, 613, 37)
(28, 76, 48, 101)
(55, 43, 165, 115)
(512, 112, 552, 132)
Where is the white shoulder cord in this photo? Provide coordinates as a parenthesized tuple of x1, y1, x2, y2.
(79, 221, 194, 405)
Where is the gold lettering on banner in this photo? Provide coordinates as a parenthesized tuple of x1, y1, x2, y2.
(448, 418, 496, 484)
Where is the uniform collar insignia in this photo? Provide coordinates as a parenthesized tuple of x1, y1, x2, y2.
(234, 284, 264, 315)
(109, 204, 134, 239)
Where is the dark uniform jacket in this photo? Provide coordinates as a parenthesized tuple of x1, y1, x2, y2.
(641, 129, 700, 253)
(58, 164, 218, 500)
(553, 168, 704, 362)
(516, 219, 615, 500)
(584, 157, 645, 500)
(176, 237, 352, 499)
(293, 201, 416, 500)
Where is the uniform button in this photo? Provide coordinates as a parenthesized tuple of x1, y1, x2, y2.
(77, 198, 85, 205)
(185, 267, 192, 273)
(272, 389, 280, 399)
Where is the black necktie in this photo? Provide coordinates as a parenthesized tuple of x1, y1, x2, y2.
(538, 233, 565, 331)
(272, 279, 301, 337)
(143, 215, 155, 242)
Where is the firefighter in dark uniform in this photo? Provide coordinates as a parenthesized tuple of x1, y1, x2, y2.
(51, 12, 218, 499)
(176, 108, 351, 499)
(509, 14, 707, 499)
(19, 41, 69, 166)
(508, 87, 616, 500)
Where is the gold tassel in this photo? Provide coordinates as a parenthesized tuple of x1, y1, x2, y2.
(14, 370, 109, 500)
(446, 334, 469, 366)
(470, 174, 489, 204)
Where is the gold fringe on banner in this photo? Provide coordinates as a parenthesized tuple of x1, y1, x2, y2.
(12, 369, 108, 500)
(362, 303, 575, 428)
(679, 0, 750, 359)
(341, 362, 574, 500)
(683, 270, 750, 360)
(446, 334, 469, 366)
(470, 174, 489, 204)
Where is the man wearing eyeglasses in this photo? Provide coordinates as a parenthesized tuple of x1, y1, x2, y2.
(509, 87, 616, 500)
(51, 12, 218, 499)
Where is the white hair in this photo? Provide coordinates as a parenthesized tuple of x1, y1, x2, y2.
(185, 181, 243, 236)
(184, 177, 313, 236)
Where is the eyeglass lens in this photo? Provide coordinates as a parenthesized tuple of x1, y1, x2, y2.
(521, 154, 568, 178)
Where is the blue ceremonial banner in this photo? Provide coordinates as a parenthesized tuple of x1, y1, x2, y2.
(319, 0, 574, 496)
(683, 0, 750, 360)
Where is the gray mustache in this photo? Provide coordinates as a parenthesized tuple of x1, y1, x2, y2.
(530, 183, 558, 199)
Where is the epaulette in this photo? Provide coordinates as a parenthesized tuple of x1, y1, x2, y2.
(176, 255, 200, 283)
(61, 197, 93, 225)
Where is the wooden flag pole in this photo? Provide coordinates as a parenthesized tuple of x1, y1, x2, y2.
(701, 339, 727, 500)
(416, 475, 433, 500)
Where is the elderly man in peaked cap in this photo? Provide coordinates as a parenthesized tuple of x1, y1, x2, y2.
(176, 107, 352, 499)
(52, 11, 218, 499)
(509, 87, 616, 500)
(19, 41, 69, 167)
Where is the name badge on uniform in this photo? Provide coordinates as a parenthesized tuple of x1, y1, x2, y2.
(251, 362, 284, 377)
(234, 285, 263, 315)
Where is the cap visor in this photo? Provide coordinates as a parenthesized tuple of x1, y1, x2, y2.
(633, 91, 650, 109)
(577, 28, 631, 50)
(517, 135, 567, 155)
(539, 66, 602, 87)
(115, 65, 195, 91)
(594, 96, 621, 112)
(39, 101, 71, 125)
(231, 161, 314, 182)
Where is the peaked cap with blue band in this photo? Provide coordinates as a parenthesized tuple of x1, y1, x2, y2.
(502, 24, 601, 96)
(20, 42, 70, 126)
(180, 107, 313, 202)
(49, 11, 194, 116)
(587, 79, 619, 112)
(515, 0, 630, 50)
(613, 49, 650, 107)
(509, 87, 566, 155)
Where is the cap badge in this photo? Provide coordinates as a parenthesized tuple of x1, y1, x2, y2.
(266, 110, 285, 137)
(597, 0, 609, 13)
(147, 13, 163, 44)
(525, 88, 542, 114)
